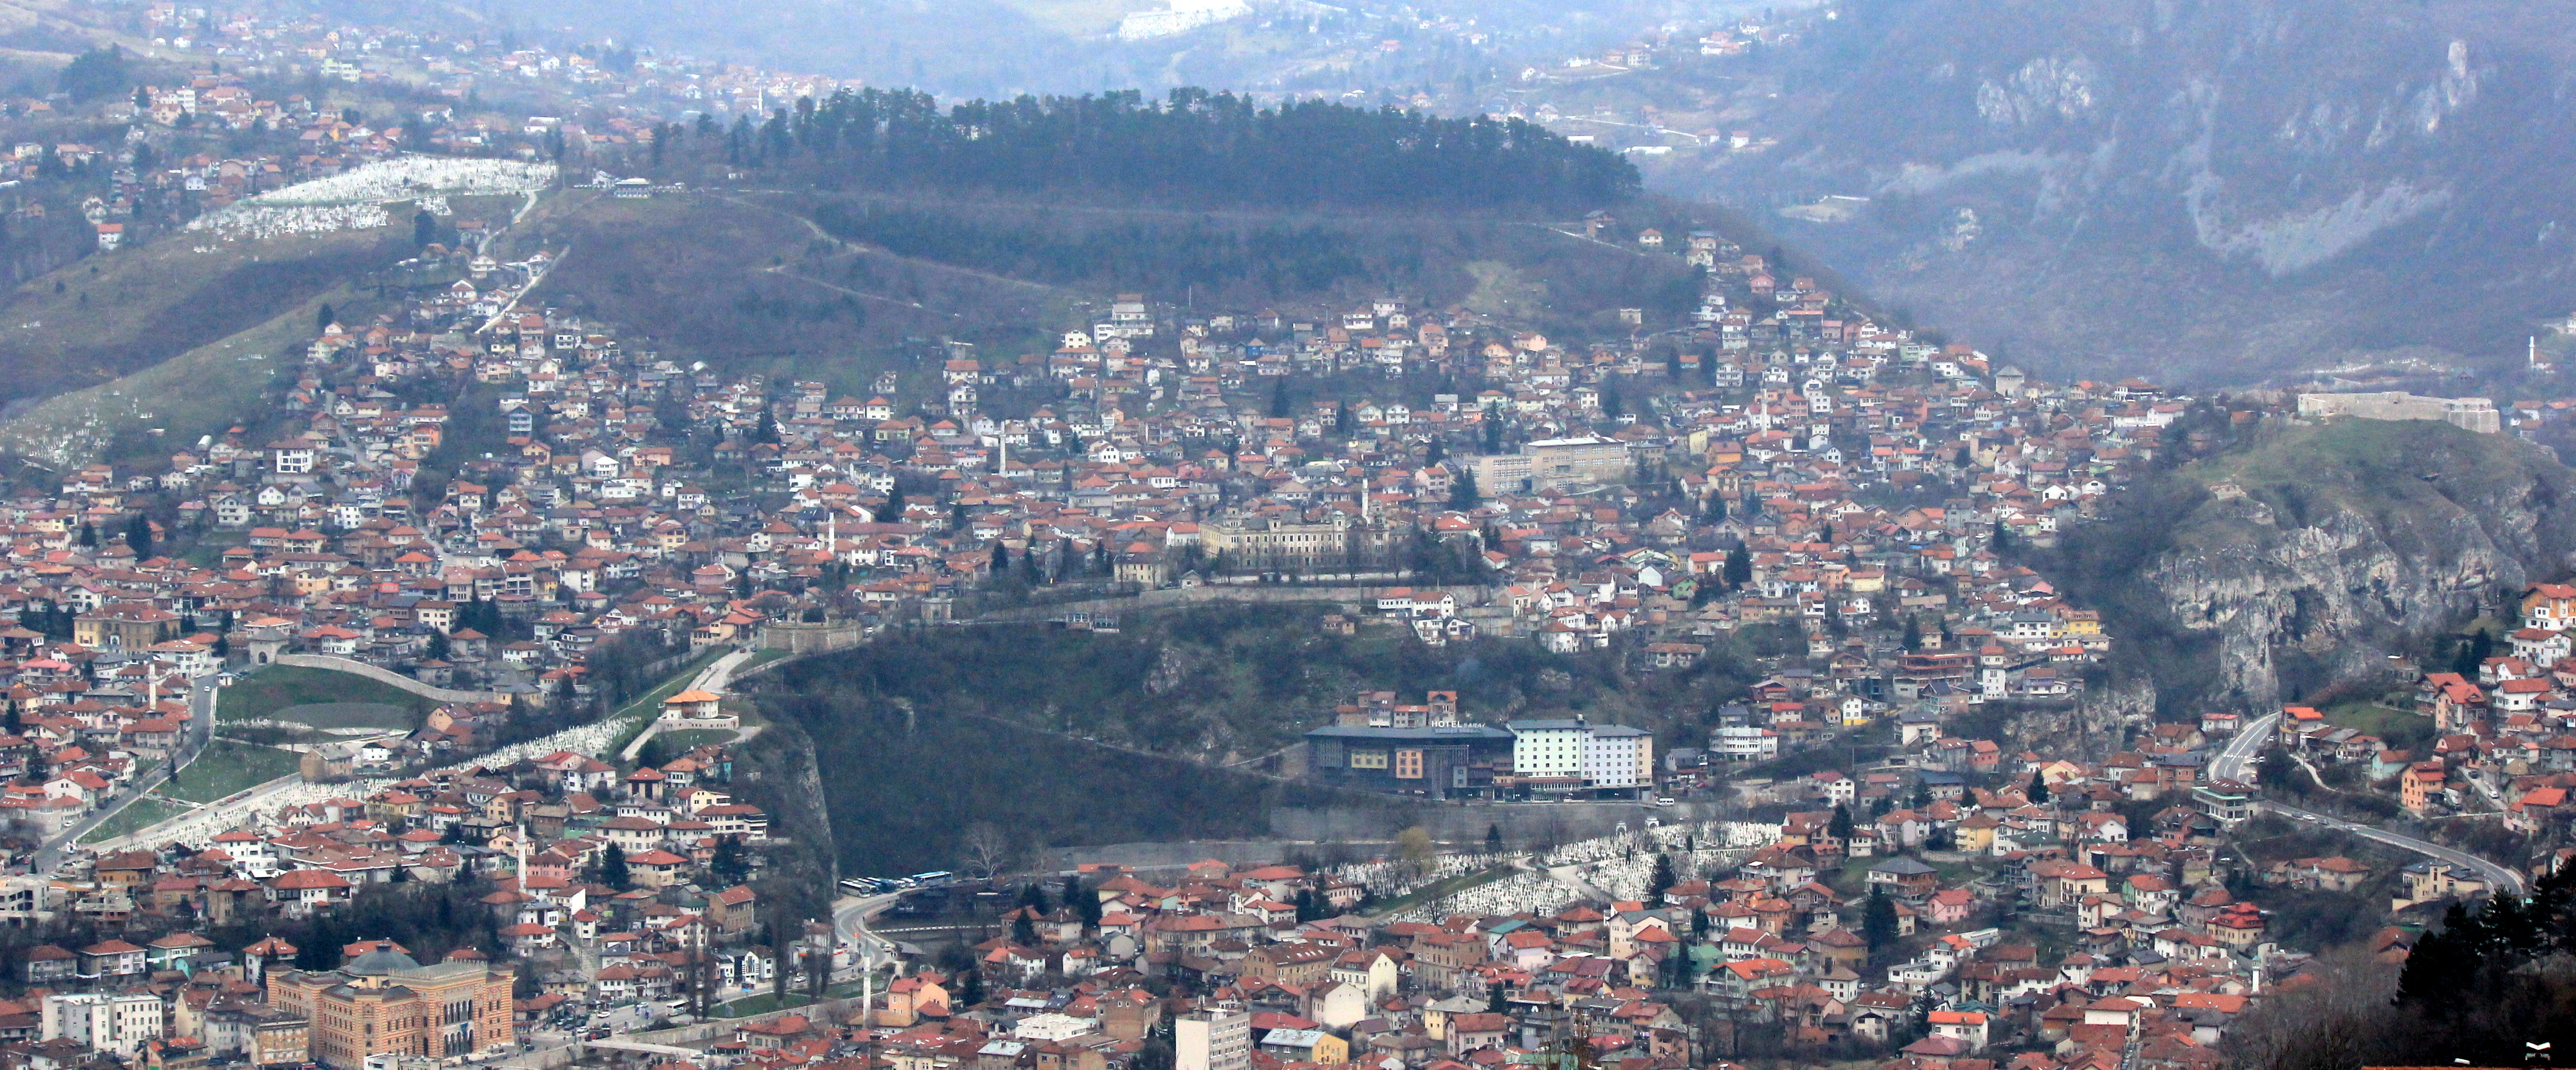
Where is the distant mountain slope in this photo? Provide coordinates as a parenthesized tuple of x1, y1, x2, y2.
(1660, 0, 2576, 384)
(389, 0, 1709, 100)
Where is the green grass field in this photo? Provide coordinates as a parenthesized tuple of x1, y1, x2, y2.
(1365, 863, 1515, 917)
(80, 797, 189, 844)
(271, 702, 415, 731)
(158, 739, 301, 804)
(605, 648, 732, 755)
(219, 665, 434, 726)
(656, 728, 740, 752)
(2320, 698, 2437, 751)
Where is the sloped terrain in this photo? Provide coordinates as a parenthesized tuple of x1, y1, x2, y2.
(0, 224, 402, 415)
(1656, 0, 2576, 383)
(2041, 419, 2576, 715)
(518, 188, 1722, 386)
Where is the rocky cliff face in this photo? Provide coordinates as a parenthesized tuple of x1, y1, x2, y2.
(1665, 0, 2576, 383)
(2063, 421, 2576, 715)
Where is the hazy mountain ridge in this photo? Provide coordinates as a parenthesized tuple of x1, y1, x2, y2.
(421, 0, 1716, 100)
(1664, 0, 2576, 383)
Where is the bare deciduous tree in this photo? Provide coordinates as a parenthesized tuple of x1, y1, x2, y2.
(2221, 946, 2398, 1070)
(962, 821, 1013, 880)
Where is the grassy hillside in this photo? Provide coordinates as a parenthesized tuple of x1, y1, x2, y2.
(0, 281, 367, 468)
(515, 190, 1057, 386)
(517, 188, 1715, 394)
(754, 691, 1326, 876)
(762, 604, 1757, 760)
(754, 604, 1762, 873)
(0, 221, 402, 413)
(217, 665, 438, 726)
(0, 192, 524, 468)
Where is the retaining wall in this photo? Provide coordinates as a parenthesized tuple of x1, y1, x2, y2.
(272, 654, 509, 705)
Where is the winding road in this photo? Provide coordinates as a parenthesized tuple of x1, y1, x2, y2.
(2206, 711, 2524, 895)
(35, 671, 218, 873)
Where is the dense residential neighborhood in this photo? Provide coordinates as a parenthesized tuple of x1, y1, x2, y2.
(3, 6, 2576, 1070)
(0, 186, 2559, 1070)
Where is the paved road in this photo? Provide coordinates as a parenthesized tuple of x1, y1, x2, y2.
(2261, 799, 2526, 895)
(833, 891, 902, 960)
(35, 671, 218, 873)
(619, 648, 756, 762)
(2206, 710, 2524, 895)
(2208, 712, 2279, 783)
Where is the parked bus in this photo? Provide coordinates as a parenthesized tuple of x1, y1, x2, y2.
(907, 871, 955, 887)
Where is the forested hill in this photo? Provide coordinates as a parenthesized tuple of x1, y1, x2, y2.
(658, 89, 1639, 212)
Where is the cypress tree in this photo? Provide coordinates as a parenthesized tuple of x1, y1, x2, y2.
(1863, 887, 1898, 951)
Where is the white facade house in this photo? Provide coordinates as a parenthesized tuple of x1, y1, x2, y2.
(44, 993, 164, 1056)
(1713, 725, 1780, 762)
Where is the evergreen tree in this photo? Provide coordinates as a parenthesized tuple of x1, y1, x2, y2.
(77, 522, 96, 549)
(124, 513, 151, 557)
(1485, 982, 1509, 1014)
(596, 844, 631, 890)
(1863, 887, 1899, 952)
(1646, 853, 1676, 907)
(1450, 467, 1481, 510)
(1901, 614, 1921, 652)
(2455, 627, 2496, 678)
(2395, 905, 2480, 1016)
(710, 835, 751, 886)
(1828, 803, 1854, 843)
(1065, 874, 1099, 927)
(1012, 913, 1039, 947)
(1722, 545, 1752, 588)
(1133, 1033, 1174, 1070)
(2027, 769, 2050, 805)
(1484, 823, 1504, 853)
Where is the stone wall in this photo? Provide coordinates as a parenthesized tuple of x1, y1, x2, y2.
(271, 654, 509, 704)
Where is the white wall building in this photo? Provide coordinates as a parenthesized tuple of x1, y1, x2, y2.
(43, 992, 164, 1056)
(1508, 719, 1589, 779)
(1582, 724, 1656, 790)
(1176, 1009, 1250, 1070)
(1713, 725, 1780, 763)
